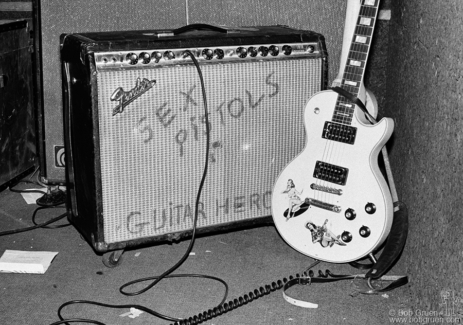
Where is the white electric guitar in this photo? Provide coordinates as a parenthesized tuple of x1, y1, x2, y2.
(271, 0, 394, 263)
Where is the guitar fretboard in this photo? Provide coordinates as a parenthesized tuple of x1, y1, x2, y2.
(332, 0, 380, 125)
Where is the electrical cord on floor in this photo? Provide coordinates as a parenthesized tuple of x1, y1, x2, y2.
(32, 206, 70, 229)
(118, 50, 211, 299)
(0, 178, 70, 237)
(55, 49, 223, 325)
(0, 210, 68, 236)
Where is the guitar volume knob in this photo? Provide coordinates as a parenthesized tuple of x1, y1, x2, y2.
(365, 202, 376, 214)
(359, 226, 371, 238)
(345, 208, 356, 220)
(341, 231, 352, 243)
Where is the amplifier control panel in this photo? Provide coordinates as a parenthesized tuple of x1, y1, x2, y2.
(94, 43, 320, 71)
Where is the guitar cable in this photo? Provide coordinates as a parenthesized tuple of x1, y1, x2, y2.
(170, 260, 408, 325)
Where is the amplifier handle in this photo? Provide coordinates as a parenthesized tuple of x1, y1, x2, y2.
(156, 23, 243, 37)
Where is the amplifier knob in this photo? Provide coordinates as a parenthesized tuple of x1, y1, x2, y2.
(258, 46, 269, 57)
(126, 52, 138, 65)
(151, 51, 163, 63)
(269, 45, 279, 56)
(307, 45, 315, 53)
(139, 52, 151, 64)
(282, 45, 292, 55)
(214, 49, 224, 59)
(248, 46, 258, 57)
(164, 51, 176, 60)
(236, 47, 247, 58)
(202, 48, 214, 60)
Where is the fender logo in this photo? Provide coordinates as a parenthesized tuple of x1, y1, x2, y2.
(110, 77, 156, 116)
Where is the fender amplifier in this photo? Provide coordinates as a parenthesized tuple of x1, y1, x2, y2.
(61, 25, 328, 253)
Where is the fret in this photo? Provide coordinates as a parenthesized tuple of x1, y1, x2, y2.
(360, 5, 378, 16)
(345, 66, 364, 75)
(343, 75, 362, 84)
(332, 0, 379, 126)
(355, 25, 374, 37)
(351, 43, 369, 54)
(343, 71, 363, 80)
(332, 115, 353, 125)
(348, 52, 367, 61)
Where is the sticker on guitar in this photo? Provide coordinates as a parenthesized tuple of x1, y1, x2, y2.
(280, 179, 347, 248)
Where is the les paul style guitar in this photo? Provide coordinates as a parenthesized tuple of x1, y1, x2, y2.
(272, 0, 394, 263)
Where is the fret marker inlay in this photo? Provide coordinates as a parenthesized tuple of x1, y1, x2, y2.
(355, 35, 368, 44)
(344, 80, 357, 86)
(360, 17, 372, 26)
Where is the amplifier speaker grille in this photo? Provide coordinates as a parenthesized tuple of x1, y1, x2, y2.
(96, 58, 323, 244)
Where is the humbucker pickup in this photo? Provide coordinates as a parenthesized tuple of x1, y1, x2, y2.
(322, 122, 357, 144)
(313, 161, 348, 185)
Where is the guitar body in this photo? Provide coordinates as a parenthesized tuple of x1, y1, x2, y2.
(271, 90, 394, 263)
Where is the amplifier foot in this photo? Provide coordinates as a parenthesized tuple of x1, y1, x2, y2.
(102, 249, 124, 268)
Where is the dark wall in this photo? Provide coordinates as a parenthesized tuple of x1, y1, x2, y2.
(385, 0, 463, 310)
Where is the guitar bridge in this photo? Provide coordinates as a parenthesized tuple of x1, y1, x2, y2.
(306, 198, 341, 213)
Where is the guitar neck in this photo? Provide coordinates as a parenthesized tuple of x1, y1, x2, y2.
(332, 0, 380, 125)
